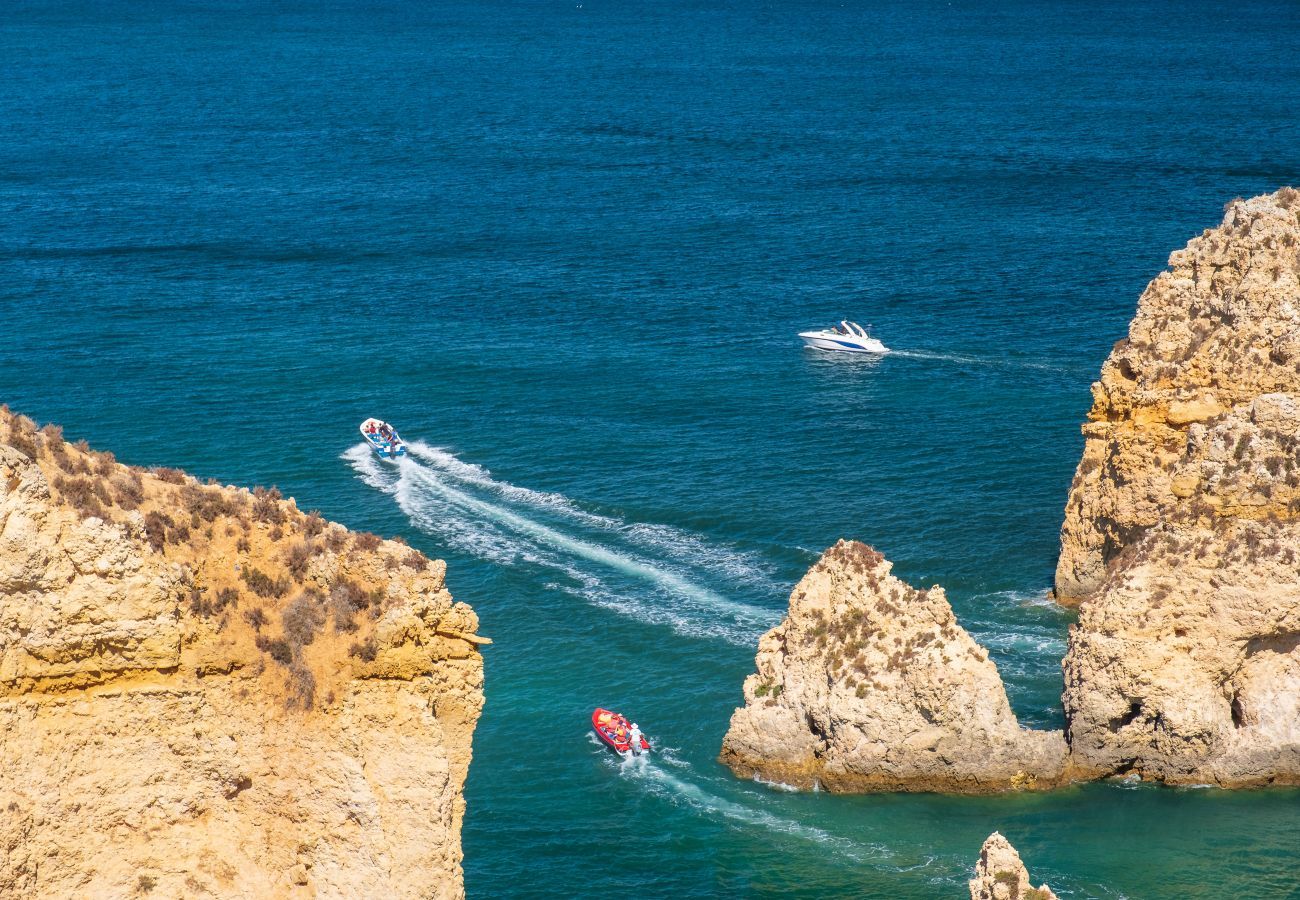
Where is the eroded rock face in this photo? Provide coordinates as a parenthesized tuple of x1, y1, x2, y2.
(1057, 189, 1300, 785)
(969, 832, 1057, 900)
(1063, 396, 1300, 784)
(0, 411, 485, 898)
(1056, 188, 1300, 603)
(719, 541, 1067, 793)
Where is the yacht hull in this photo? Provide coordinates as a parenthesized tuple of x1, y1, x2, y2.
(799, 333, 889, 354)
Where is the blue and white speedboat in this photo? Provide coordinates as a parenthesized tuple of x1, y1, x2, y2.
(359, 418, 407, 459)
(799, 321, 889, 354)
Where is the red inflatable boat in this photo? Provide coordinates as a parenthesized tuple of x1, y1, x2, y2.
(592, 708, 650, 755)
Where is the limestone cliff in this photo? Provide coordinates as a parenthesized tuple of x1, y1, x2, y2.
(719, 541, 1066, 793)
(1056, 188, 1300, 603)
(1059, 188, 1300, 785)
(0, 408, 486, 898)
(968, 833, 1057, 900)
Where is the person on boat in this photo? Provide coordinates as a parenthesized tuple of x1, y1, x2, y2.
(628, 722, 643, 755)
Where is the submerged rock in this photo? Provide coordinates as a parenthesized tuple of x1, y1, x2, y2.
(719, 540, 1067, 793)
(968, 832, 1058, 900)
(0, 408, 485, 898)
(1058, 188, 1300, 786)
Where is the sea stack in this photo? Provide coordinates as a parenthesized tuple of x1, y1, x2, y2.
(719, 540, 1067, 793)
(968, 832, 1058, 900)
(0, 409, 485, 898)
(1058, 188, 1300, 785)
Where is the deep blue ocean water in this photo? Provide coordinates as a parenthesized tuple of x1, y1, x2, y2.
(4, 0, 1300, 896)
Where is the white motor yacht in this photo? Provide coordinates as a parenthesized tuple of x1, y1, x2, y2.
(798, 321, 889, 354)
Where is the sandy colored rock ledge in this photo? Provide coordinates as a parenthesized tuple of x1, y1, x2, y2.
(719, 540, 1068, 793)
(1063, 396, 1300, 785)
(0, 408, 485, 899)
(1056, 187, 1300, 604)
(969, 832, 1057, 900)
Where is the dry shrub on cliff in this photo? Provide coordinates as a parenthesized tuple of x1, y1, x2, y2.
(352, 531, 382, 552)
(6, 423, 39, 460)
(324, 527, 349, 553)
(143, 511, 174, 551)
(252, 486, 286, 524)
(189, 586, 240, 618)
(49, 440, 88, 474)
(92, 452, 116, 477)
(181, 483, 237, 522)
(822, 540, 885, 575)
(242, 566, 290, 599)
(348, 637, 379, 662)
(402, 549, 430, 571)
(112, 470, 145, 510)
(53, 474, 112, 520)
(244, 606, 268, 631)
(303, 510, 326, 538)
(152, 466, 186, 484)
(285, 660, 317, 710)
(282, 589, 326, 648)
(255, 633, 293, 665)
(328, 579, 368, 632)
(38, 423, 63, 449)
(284, 541, 315, 581)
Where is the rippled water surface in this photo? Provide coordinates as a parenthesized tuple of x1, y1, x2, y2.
(4, 0, 1300, 896)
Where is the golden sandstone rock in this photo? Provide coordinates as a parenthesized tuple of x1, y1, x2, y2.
(1057, 188, 1300, 603)
(0, 408, 484, 898)
(719, 540, 1067, 793)
(1058, 189, 1300, 786)
(968, 832, 1057, 900)
(725, 188, 1300, 795)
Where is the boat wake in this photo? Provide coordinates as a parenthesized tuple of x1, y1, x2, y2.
(343, 442, 783, 645)
(887, 348, 1073, 373)
(597, 746, 970, 882)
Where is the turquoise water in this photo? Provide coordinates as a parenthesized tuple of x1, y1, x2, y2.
(4, 0, 1300, 896)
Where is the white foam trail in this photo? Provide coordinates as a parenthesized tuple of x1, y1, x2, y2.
(620, 760, 880, 865)
(345, 444, 528, 566)
(888, 349, 1070, 372)
(344, 444, 778, 645)
(397, 458, 770, 623)
(404, 440, 782, 592)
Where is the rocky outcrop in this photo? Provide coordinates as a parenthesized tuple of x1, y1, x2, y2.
(0, 409, 486, 898)
(1056, 187, 1300, 603)
(719, 541, 1067, 793)
(1059, 188, 1300, 786)
(969, 833, 1057, 900)
(1064, 396, 1300, 784)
